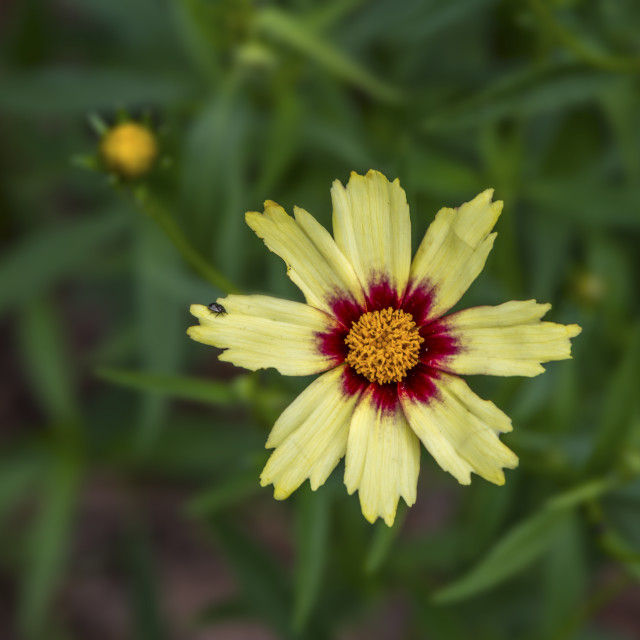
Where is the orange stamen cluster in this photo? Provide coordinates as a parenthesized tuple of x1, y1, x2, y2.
(345, 308, 423, 384)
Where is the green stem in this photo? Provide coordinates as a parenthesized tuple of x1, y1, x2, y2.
(133, 189, 240, 294)
(529, 0, 640, 73)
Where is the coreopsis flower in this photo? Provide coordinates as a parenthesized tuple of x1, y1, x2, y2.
(100, 122, 157, 179)
(188, 171, 581, 526)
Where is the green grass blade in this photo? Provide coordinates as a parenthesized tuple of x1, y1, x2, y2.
(431, 507, 568, 604)
(255, 8, 403, 104)
(0, 209, 128, 318)
(293, 486, 331, 632)
(18, 451, 82, 638)
(186, 470, 262, 518)
(585, 324, 640, 475)
(18, 299, 79, 426)
(97, 367, 241, 406)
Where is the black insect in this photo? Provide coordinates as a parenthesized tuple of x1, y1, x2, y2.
(207, 302, 227, 316)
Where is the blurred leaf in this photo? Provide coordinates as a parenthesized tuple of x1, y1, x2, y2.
(585, 324, 640, 475)
(0, 450, 42, 525)
(18, 450, 82, 638)
(0, 68, 190, 115)
(599, 84, 640, 182)
(293, 486, 330, 632)
(17, 299, 79, 425)
(432, 509, 567, 604)
(546, 476, 618, 511)
(256, 92, 302, 195)
(424, 65, 618, 131)
(0, 208, 128, 318)
(97, 367, 239, 406)
(432, 506, 569, 604)
(186, 470, 262, 518)
(433, 475, 623, 604)
(255, 8, 403, 103)
(458, 482, 515, 561)
(526, 180, 640, 228)
(365, 503, 406, 574)
(528, 0, 640, 73)
(123, 418, 266, 478)
(194, 596, 250, 626)
(541, 513, 586, 639)
(210, 519, 292, 638)
(601, 477, 640, 555)
(408, 147, 484, 199)
(304, 118, 372, 168)
(134, 220, 184, 450)
(179, 89, 249, 257)
(124, 519, 168, 640)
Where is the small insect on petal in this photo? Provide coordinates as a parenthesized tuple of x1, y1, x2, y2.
(207, 302, 227, 316)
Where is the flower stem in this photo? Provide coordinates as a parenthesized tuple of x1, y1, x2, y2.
(132, 188, 240, 294)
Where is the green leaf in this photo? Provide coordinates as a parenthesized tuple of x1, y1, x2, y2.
(124, 519, 169, 640)
(424, 64, 617, 131)
(433, 475, 622, 604)
(585, 323, 640, 475)
(133, 220, 185, 451)
(18, 299, 79, 425)
(0, 209, 128, 318)
(18, 451, 82, 638)
(293, 486, 331, 632)
(525, 180, 640, 228)
(256, 92, 302, 196)
(0, 68, 189, 115)
(255, 8, 403, 104)
(186, 470, 262, 518)
(210, 519, 292, 638)
(541, 513, 586, 639)
(96, 368, 239, 406)
(0, 450, 42, 526)
(364, 503, 407, 574)
(431, 507, 569, 604)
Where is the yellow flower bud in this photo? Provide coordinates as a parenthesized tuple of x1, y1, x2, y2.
(100, 122, 157, 179)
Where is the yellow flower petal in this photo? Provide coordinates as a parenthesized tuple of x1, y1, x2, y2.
(441, 301, 582, 377)
(332, 170, 411, 298)
(187, 295, 340, 376)
(400, 373, 517, 485)
(408, 189, 502, 320)
(246, 201, 365, 314)
(260, 365, 360, 499)
(344, 387, 420, 526)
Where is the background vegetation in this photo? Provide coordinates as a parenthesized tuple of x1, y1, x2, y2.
(1, 0, 639, 638)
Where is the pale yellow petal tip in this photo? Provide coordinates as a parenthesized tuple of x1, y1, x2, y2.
(245, 201, 286, 225)
(273, 485, 293, 501)
(347, 169, 393, 187)
(189, 303, 209, 318)
(461, 188, 503, 216)
(567, 324, 582, 338)
(362, 506, 397, 527)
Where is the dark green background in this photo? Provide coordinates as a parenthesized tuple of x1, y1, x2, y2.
(1, 0, 639, 638)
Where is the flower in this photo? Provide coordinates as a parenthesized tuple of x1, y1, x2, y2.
(100, 122, 157, 179)
(188, 170, 581, 526)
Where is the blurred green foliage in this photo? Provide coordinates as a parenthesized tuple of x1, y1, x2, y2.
(1, 0, 640, 638)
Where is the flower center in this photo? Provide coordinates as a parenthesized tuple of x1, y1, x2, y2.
(345, 307, 424, 385)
